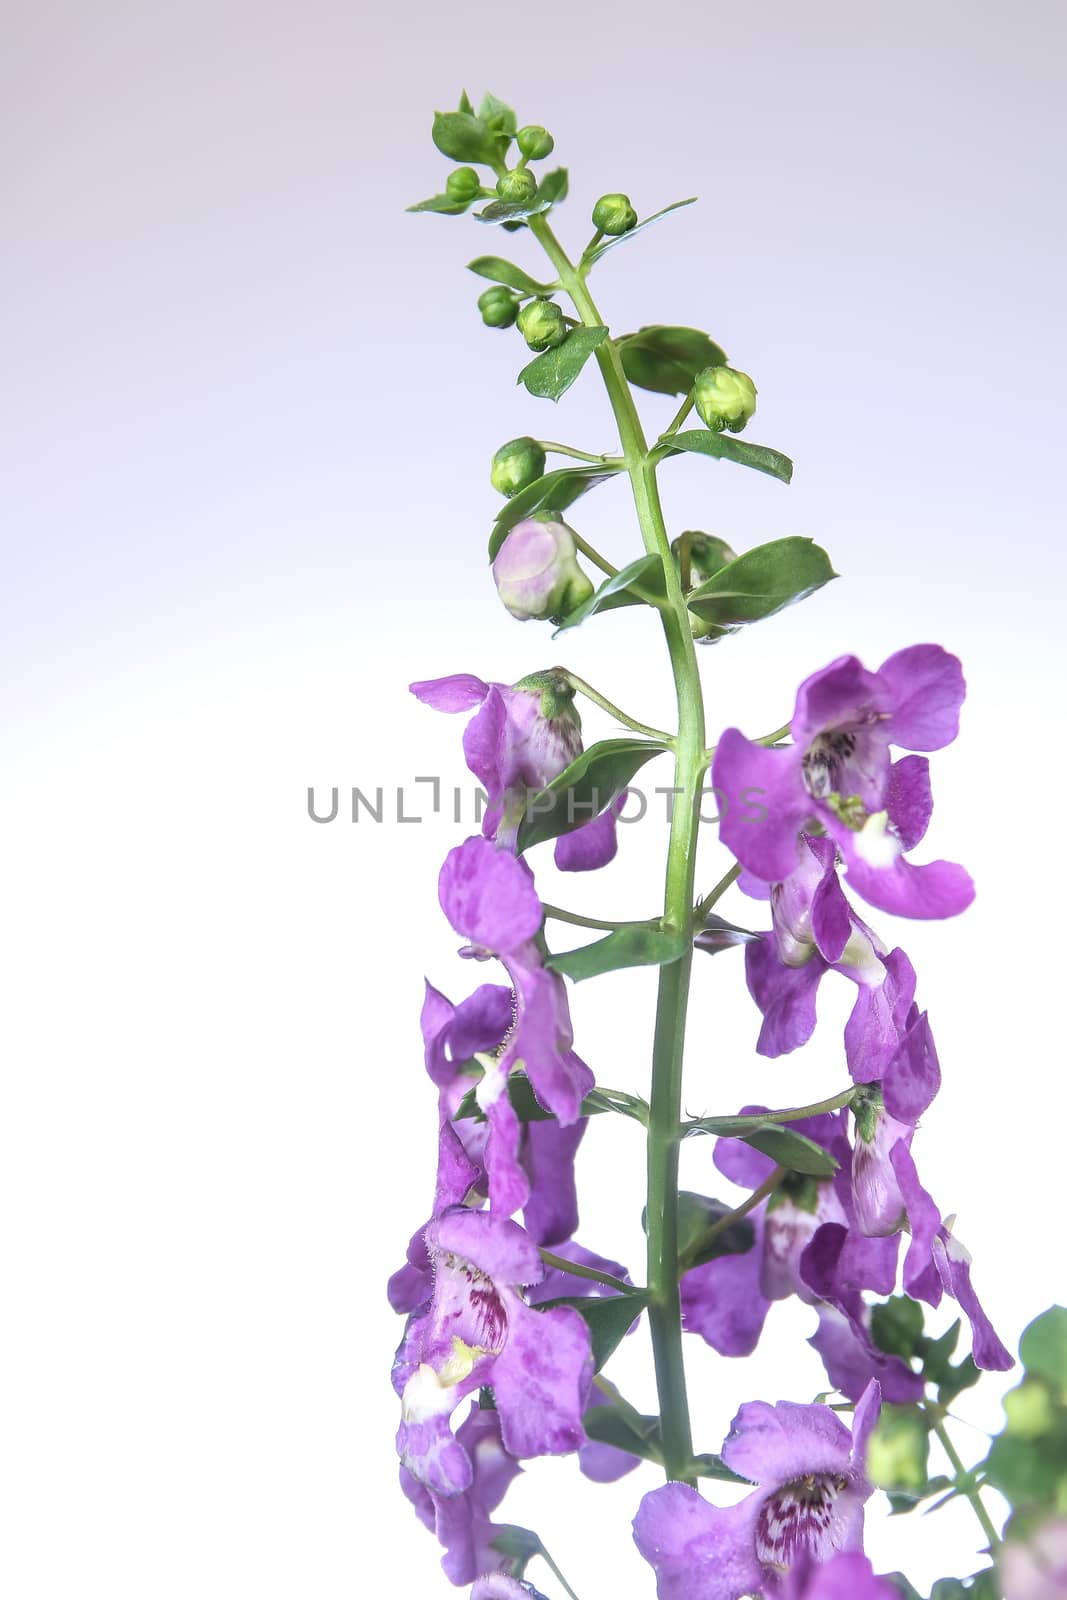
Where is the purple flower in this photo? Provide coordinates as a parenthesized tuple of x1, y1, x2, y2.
(394, 1207, 593, 1496)
(778, 1551, 901, 1600)
(889, 1142, 1013, 1371)
(809, 1305, 924, 1406)
(712, 648, 974, 920)
(437, 837, 594, 1217)
(492, 516, 594, 622)
(400, 1402, 522, 1586)
(633, 1382, 881, 1599)
(411, 672, 620, 870)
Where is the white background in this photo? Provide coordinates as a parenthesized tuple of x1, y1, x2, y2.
(3, 2, 1065, 1595)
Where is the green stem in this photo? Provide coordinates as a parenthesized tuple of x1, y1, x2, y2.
(541, 902, 659, 932)
(530, 212, 705, 1485)
(538, 1247, 638, 1296)
(566, 529, 619, 579)
(695, 862, 741, 921)
(535, 1544, 582, 1600)
(563, 672, 675, 744)
(927, 1407, 1002, 1556)
(663, 388, 695, 437)
(538, 440, 623, 465)
(678, 1167, 786, 1276)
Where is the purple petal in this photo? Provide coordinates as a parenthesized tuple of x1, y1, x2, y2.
(879, 645, 965, 751)
(745, 936, 826, 1058)
(810, 849, 853, 964)
(889, 1142, 942, 1300)
(782, 1551, 900, 1600)
(882, 1007, 941, 1124)
(887, 755, 933, 850)
(439, 837, 543, 954)
(448, 984, 516, 1064)
(722, 1396, 855, 1486)
(492, 1301, 592, 1460)
(850, 1378, 883, 1471)
(526, 1239, 632, 1306)
(792, 656, 887, 749)
(579, 1439, 641, 1482)
(479, 1068, 530, 1218)
(506, 958, 593, 1124)
(396, 1410, 476, 1498)
(472, 1578, 549, 1600)
(432, 1207, 543, 1289)
(463, 686, 509, 797)
(421, 980, 457, 1087)
(713, 731, 812, 884)
(520, 1117, 585, 1247)
(410, 673, 490, 713)
(553, 798, 621, 872)
(934, 1233, 1014, 1371)
(633, 1481, 762, 1600)
(682, 1206, 772, 1357)
(840, 835, 975, 921)
(809, 1306, 923, 1405)
(435, 1404, 522, 1585)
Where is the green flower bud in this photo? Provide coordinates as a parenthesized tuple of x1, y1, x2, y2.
(694, 365, 758, 434)
(492, 517, 594, 622)
(517, 299, 567, 352)
(445, 166, 481, 202)
(592, 193, 637, 235)
(867, 1405, 930, 1493)
(490, 436, 547, 497)
(496, 169, 537, 204)
(516, 125, 554, 160)
(478, 285, 520, 329)
(671, 530, 738, 589)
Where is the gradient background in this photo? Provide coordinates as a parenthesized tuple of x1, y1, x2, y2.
(4, 2, 1065, 1594)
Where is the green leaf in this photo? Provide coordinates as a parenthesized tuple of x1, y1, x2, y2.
(675, 1191, 756, 1269)
(432, 108, 507, 166)
(488, 463, 620, 557)
(517, 737, 668, 852)
(467, 255, 553, 295)
(937, 1354, 981, 1405)
(583, 1403, 663, 1465)
(535, 167, 568, 207)
(871, 1296, 926, 1361)
(656, 427, 794, 484)
(547, 926, 690, 984)
(1020, 1305, 1067, 1390)
(477, 93, 517, 134)
(984, 1432, 1057, 1504)
(684, 1112, 786, 1139)
(518, 325, 609, 402)
(585, 197, 697, 264)
(407, 192, 473, 215)
(539, 1293, 645, 1370)
(617, 325, 729, 396)
(685, 537, 837, 636)
(742, 1124, 838, 1176)
(690, 1452, 748, 1484)
(884, 1578, 924, 1600)
(921, 1319, 961, 1384)
(488, 1526, 546, 1588)
(553, 553, 667, 633)
(453, 1072, 646, 1125)
(476, 169, 569, 225)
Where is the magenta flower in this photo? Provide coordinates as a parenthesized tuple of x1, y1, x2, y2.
(412, 672, 621, 870)
(437, 837, 594, 1217)
(712, 648, 974, 919)
(400, 1402, 522, 1586)
(633, 1382, 882, 1599)
(394, 1207, 593, 1497)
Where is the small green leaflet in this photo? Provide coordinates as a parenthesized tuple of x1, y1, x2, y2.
(1019, 1304, 1067, 1387)
(674, 1191, 756, 1270)
(583, 1403, 663, 1466)
(476, 169, 569, 225)
(683, 1116, 838, 1177)
(585, 198, 697, 265)
(518, 326, 608, 402)
(476, 92, 517, 133)
(617, 325, 729, 396)
(655, 427, 794, 484)
(407, 193, 474, 215)
(685, 537, 837, 635)
(488, 463, 619, 558)
(431, 108, 508, 167)
(516, 737, 668, 852)
(547, 926, 689, 984)
(467, 255, 554, 295)
(553, 553, 667, 633)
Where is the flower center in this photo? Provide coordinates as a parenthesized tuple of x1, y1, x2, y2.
(755, 1473, 850, 1570)
(802, 731, 857, 799)
(441, 1251, 508, 1353)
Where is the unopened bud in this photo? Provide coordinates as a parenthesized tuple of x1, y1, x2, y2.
(445, 167, 481, 202)
(694, 365, 758, 434)
(492, 518, 594, 622)
(517, 299, 567, 352)
(478, 285, 520, 329)
(490, 437, 547, 497)
(592, 193, 637, 235)
(516, 125, 554, 160)
(496, 169, 538, 204)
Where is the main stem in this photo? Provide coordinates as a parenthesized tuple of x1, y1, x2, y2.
(530, 215, 706, 1482)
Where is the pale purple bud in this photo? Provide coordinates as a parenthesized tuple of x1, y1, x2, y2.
(492, 518, 594, 623)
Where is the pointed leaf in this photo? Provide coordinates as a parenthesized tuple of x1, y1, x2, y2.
(547, 926, 689, 984)
(407, 192, 474, 215)
(1020, 1305, 1067, 1388)
(586, 198, 697, 264)
(691, 1452, 748, 1484)
(516, 737, 668, 851)
(468, 255, 554, 295)
(431, 109, 507, 166)
(617, 325, 729, 396)
(518, 325, 609, 402)
(553, 553, 667, 632)
(694, 914, 761, 953)
(476, 170, 568, 225)
(675, 1191, 756, 1269)
(685, 537, 837, 635)
(477, 93, 517, 133)
(656, 427, 794, 483)
(488, 463, 620, 557)
(582, 1403, 663, 1464)
(738, 1123, 838, 1176)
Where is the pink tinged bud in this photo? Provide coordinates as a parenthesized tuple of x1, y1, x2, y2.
(852, 1110, 912, 1236)
(492, 518, 595, 622)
